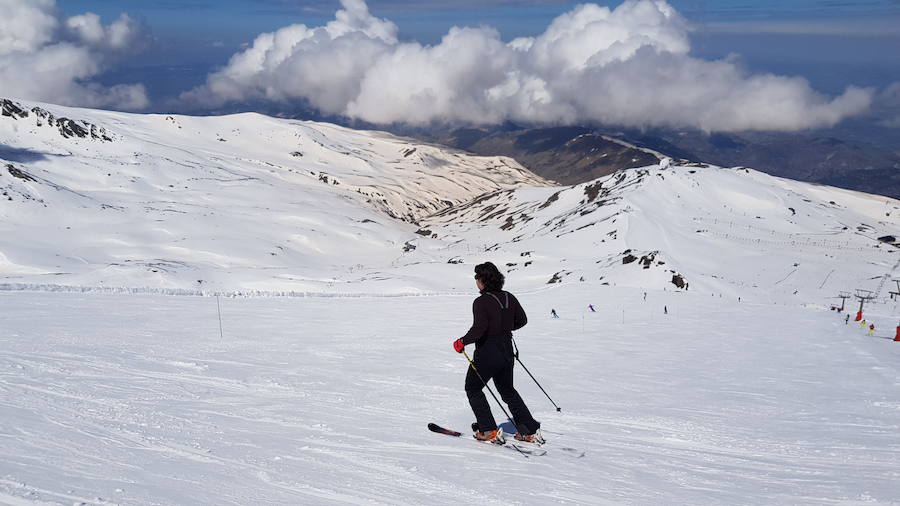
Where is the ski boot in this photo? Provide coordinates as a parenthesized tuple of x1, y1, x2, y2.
(514, 428, 545, 445)
(471, 423, 506, 444)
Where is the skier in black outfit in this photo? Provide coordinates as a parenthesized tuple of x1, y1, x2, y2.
(452, 262, 542, 444)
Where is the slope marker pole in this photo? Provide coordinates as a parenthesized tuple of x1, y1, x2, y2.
(216, 294, 224, 339)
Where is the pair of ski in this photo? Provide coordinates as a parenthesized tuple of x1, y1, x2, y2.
(428, 423, 586, 458)
(428, 423, 547, 457)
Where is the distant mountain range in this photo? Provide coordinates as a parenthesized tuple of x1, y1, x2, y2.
(433, 126, 659, 185)
(430, 126, 900, 199)
(166, 97, 900, 200)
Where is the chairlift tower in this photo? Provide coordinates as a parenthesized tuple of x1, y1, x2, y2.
(837, 291, 851, 312)
(854, 289, 875, 321)
(889, 280, 900, 301)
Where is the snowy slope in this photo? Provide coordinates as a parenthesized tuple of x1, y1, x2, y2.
(1, 288, 899, 505)
(419, 164, 900, 303)
(0, 98, 546, 293)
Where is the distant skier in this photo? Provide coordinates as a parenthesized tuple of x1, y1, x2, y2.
(664, 305, 668, 315)
(643, 292, 647, 301)
(551, 309, 559, 319)
(861, 319, 867, 329)
(588, 304, 596, 312)
(845, 314, 850, 324)
(452, 262, 543, 445)
(869, 324, 875, 336)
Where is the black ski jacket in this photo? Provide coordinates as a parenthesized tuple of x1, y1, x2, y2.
(460, 290, 527, 355)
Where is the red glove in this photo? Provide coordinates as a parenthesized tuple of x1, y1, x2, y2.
(452, 338, 465, 353)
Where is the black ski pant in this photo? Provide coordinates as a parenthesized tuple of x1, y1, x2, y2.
(466, 348, 540, 435)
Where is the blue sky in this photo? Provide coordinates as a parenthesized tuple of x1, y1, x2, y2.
(59, 0, 900, 39)
(51, 0, 900, 128)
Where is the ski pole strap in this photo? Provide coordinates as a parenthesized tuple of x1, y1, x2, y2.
(511, 336, 520, 359)
(463, 349, 477, 370)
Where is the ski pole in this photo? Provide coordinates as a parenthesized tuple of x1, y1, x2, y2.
(512, 337, 561, 412)
(462, 350, 529, 458)
(515, 357, 562, 412)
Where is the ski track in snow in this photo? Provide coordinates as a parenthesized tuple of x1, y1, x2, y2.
(1, 289, 899, 505)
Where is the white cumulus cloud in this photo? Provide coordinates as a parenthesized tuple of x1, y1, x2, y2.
(0, 0, 149, 110)
(183, 0, 873, 131)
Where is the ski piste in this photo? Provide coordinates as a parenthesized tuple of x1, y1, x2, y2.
(427, 423, 547, 457)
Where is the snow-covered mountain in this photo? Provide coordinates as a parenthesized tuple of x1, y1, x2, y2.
(0, 98, 546, 293)
(420, 163, 900, 302)
(1, 98, 898, 301)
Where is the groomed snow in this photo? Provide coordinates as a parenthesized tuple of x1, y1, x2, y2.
(2, 287, 898, 505)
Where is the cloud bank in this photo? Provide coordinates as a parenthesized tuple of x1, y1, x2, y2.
(0, 0, 149, 110)
(182, 0, 869, 132)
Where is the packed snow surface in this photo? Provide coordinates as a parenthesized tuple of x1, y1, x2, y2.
(1, 288, 899, 505)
